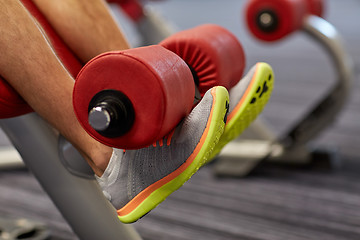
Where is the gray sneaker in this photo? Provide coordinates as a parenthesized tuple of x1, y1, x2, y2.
(96, 86, 229, 223)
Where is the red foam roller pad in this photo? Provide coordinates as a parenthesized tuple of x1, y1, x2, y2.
(160, 24, 245, 96)
(305, 0, 324, 17)
(0, 80, 32, 118)
(73, 45, 195, 149)
(246, 0, 308, 42)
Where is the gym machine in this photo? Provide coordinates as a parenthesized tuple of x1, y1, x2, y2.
(107, 0, 354, 176)
(0, 0, 245, 239)
(0, 0, 354, 239)
(213, 0, 354, 176)
(0, 0, 142, 239)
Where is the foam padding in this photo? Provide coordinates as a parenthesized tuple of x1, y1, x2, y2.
(160, 24, 245, 96)
(245, 0, 308, 42)
(73, 45, 195, 149)
(305, 0, 325, 17)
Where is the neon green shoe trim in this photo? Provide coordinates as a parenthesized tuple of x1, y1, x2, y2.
(208, 62, 274, 161)
(118, 86, 229, 223)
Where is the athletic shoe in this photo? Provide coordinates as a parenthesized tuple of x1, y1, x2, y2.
(207, 62, 274, 161)
(96, 86, 229, 223)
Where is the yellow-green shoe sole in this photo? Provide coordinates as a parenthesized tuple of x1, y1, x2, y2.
(208, 62, 274, 161)
(117, 86, 229, 223)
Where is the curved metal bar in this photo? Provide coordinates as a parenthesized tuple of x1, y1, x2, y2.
(214, 14, 355, 176)
(0, 114, 142, 240)
(280, 15, 354, 148)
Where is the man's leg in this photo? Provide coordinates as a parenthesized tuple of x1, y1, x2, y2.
(32, 0, 130, 62)
(0, 0, 119, 175)
(0, 1, 231, 223)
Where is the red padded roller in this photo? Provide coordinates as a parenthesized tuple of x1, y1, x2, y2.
(245, 0, 324, 42)
(73, 45, 195, 149)
(246, 0, 307, 42)
(0, 80, 32, 119)
(305, 0, 324, 17)
(0, 0, 82, 119)
(160, 24, 245, 96)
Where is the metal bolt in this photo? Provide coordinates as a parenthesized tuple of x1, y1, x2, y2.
(88, 106, 111, 131)
(259, 12, 274, 28)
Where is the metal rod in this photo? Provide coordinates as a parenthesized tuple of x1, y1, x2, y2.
(0, 113, 142, 240)
(280, 15, 354, 148)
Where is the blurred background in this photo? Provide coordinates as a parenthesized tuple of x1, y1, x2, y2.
(0, 0, 359, 239)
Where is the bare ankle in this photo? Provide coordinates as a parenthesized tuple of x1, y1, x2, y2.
(83, 144, 113, 176)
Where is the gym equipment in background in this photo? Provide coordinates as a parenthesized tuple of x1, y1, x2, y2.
(109, 0, 177, 46)
(0, 217, 50, 240)
(213, 0, 354, 176)
(109, 0, 353, 176)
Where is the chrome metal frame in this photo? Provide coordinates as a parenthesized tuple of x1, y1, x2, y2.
(0, 114, 142, 240)
(214, 15, 354, 176)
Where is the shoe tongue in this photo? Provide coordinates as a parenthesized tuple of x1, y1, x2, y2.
(97, 149, 123, 183)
